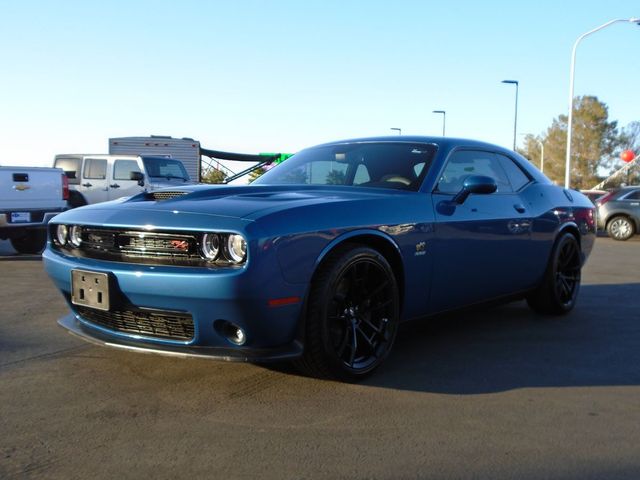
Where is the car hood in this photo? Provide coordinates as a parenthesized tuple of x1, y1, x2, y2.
(68, 184, 407, 221)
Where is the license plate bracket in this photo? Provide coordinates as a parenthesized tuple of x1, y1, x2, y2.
(11, 212, 30, 223)
(71, 270, 110, 311)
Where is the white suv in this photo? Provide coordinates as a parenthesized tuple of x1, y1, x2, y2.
(54, 154, 193, 207)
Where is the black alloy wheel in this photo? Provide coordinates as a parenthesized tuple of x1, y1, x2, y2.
(527, 232, 582, 315)
(295, 245, 399, 381)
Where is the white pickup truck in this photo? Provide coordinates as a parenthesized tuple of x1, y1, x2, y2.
(53, 154, 194, 207)
(0, 166, 68, 253)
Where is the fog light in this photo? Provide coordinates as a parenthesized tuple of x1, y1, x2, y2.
(215, 320, 247, 346)
(230, 327, 246, 345)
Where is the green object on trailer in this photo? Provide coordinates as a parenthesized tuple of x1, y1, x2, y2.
(259, 153, 294, 164)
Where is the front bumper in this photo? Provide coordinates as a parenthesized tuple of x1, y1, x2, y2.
(59, 313, 302, 362)
(43, 245, 308, 358)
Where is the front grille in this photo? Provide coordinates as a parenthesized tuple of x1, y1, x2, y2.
(150, 191, 189, 201)
(51, 226, 245, 268)
(75, 227, 203, 266)
(76, 306, 194, 341)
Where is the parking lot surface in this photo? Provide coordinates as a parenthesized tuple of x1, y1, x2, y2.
(1, 237, 639, 479)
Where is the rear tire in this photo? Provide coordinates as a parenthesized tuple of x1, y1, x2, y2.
(526, 233, 581, 315)
(607, 216, 634, 241)
(294, 245, 400, 382)
(10, 230, 47, 254)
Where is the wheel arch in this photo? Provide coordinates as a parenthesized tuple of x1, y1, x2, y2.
(605, 212, 638, 230)
(311, 230, 406, 309)
(557, 222, 580, 245)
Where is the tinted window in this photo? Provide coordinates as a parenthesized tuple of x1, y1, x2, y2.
(142, 158, 189, 181)
(83, 159, 107, 180)
(113, 160, 142, 180)
(623, 189, 640, 200)
(437, 150, 511, 194)
(496, 154, 530, 191)
(254, 143, 437, 191)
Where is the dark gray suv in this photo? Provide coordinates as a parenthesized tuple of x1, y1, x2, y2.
(597, 187, 640, 240)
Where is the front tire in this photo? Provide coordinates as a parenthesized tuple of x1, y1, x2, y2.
(294, 245, 400, 381)
(526, 232, 582, 315)
(10, 230, 47, 254)
(607, 216, 635, 241)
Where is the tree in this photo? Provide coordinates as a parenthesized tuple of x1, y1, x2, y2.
(248, 165, 267, 183)
(326, 169, 346, 185)
(201, 168, 227, 184)
(520, 96, 625, 189)
(620, 121, 640, 152)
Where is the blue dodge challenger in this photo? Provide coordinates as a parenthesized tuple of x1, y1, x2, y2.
(44, 137, 596, 381)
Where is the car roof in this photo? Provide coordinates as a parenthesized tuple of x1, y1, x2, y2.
(314, 135, 505, 151)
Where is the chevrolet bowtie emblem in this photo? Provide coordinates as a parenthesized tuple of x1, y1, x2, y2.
(13, 184, 30, 191)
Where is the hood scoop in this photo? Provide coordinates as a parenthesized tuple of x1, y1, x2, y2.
(148, 191, 190, 201)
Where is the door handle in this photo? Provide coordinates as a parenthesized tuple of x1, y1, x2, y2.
(110, 183, 120, 188)
(82, 182, 93, 187)
(514, 204, 526, 213)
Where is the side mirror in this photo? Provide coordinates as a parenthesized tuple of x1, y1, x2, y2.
(64, 171, 77, 180)
(452, 175, 497, 204)
(130, 171, 145, 187)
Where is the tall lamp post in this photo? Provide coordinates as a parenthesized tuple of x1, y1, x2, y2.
(390, 127, 402, 135)
(522, 134, 545, 173)
(565, 18, 640, 189)
(501, 80, 519, 150)
(432, 110, 446, 136)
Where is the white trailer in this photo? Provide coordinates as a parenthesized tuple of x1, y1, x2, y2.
(109, 136, 201, 181)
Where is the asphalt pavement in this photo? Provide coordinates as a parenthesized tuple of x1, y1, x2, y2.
(1, 237, 639, 479)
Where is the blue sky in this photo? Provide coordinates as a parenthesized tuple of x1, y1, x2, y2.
(1, 0, 638, 171)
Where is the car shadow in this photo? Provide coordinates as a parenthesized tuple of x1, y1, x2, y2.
(360, 283, 640, 394)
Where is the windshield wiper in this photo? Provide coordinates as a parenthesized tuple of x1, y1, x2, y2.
(153, 175, 187, 181)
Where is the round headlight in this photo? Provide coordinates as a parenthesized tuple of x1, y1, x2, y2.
(227, 234, 247, 263)
(56, 224, 68, 246)
(69, 225, 83, 247)
(201, 233, 220, 260)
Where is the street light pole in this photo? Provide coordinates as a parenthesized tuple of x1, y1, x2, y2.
(390, 128, 402, 135)
(432, 110, 446, 136)
(564, 17, 640, 189)
(501, 80, 519, 150)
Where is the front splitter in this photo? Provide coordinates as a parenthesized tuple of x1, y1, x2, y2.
(58, 313, 303, 362)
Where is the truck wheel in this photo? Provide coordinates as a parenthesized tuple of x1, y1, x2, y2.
(294, 245, 400, 381)
(68, 191, 87, 209)
(10, 230, 47, 254)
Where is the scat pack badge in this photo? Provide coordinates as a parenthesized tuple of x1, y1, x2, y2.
(414, 241, 427, 256)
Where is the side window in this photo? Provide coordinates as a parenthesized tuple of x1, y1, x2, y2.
(353, 164, 371, 185)
(83, 159, 107, 180)
(496, 154, 531, 191)
(624, 190, 640, 200)
(437, 150, 512, 194)
(413, 162, 427, 177)
(113, 160, 142, 180)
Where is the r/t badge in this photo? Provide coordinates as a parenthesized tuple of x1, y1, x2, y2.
(414, 241, 427, 256)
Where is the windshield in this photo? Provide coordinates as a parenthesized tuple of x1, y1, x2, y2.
(254, 142, 436, 191)
(142, 157, 190, 181)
